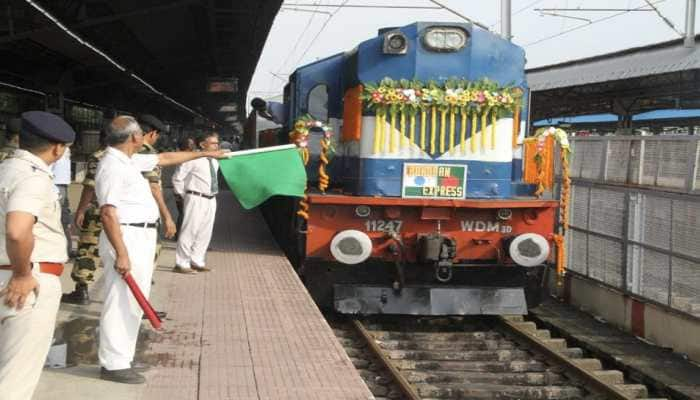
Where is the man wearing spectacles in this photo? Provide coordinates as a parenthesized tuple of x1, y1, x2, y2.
(171, 132, 220, 274)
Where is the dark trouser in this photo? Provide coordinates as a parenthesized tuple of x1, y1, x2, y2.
(175, 197, 184, 240)
(56, 185, 72, 256)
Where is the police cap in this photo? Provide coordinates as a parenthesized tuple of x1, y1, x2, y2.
(21, 111, 76, 143)
(137, 114, 167, 134)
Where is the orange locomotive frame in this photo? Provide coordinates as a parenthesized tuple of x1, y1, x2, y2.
(306, 194, 559, 264)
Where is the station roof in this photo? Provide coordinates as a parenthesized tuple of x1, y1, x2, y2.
(0, 0, 282, 126)
(533, 109, 700, 127)
(527, 34, 700, 121)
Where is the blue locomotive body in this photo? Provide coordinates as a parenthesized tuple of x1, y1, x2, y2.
(254, 22, 554, 316)
(286, 22, 530, 199)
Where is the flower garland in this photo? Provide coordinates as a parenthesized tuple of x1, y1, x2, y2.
(288, 115, 335, 219)
(360, 78, 523, 155)
(533, 127, 572, 286)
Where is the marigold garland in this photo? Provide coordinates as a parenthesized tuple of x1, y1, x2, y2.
(532, 127, 572, 286)
(360, 78, 524, 155)
(288, 115, 335, 219)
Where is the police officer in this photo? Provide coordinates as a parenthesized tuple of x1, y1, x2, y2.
(61, 137, 107, 305)
(0, 111, 76, 400)
(0, 117, 21, 161)
(137, 114, 176, 244)
(96, 116, 224, 384)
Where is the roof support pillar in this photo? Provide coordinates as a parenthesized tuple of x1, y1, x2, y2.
(501, 0, 512, 41)
(685, 0, 696, 47)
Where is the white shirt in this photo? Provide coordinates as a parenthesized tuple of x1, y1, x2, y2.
(0, 150, 67, 263)
(172, 157, 219, 196)
(95, 147, 159, 223)
(51, 147, 71, 185)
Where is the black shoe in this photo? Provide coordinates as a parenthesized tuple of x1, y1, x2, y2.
(61, 284, 89, 305)
(100, 367, 145, 384)
(142, 311, 167, 320)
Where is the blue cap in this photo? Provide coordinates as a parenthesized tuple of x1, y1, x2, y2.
(21, 111, 76, 143)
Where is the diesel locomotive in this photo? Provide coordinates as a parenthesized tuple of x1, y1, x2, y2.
(249, 21, 559, 315)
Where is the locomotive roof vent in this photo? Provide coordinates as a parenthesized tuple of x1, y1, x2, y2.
(382, 30, 408, 55)
(422, 26, 469, 52)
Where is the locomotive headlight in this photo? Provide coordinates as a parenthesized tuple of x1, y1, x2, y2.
(330, 230, 373, 265)
(422, 27, 468, 52)
(497, 208, 513, 220)
(509, 233, 550, 267)
(383, 31, 408, 54)
(355, 205, 371, 218)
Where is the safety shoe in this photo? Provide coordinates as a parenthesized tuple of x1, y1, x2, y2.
(191, 264, 211, 273)
(61, 284, 89, 305)
(100, 367, 145, 384)
(173, 265, 197, 274)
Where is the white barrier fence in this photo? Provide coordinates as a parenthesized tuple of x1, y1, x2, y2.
(562, 136, 700, 318)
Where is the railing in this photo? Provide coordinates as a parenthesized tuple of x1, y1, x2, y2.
(560, 136, 700, 319)
(567, 135, 699, 193)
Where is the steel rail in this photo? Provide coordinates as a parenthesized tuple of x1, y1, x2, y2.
(351, 319, 421, 400)
(496, 316, 635, 400)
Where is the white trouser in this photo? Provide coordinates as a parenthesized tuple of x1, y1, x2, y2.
(0, 268, 61, 400)
(175, 194, 217, 268)
(98, 226, 156, 371)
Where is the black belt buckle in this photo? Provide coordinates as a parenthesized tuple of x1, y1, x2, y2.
(187, 190, 215, 199)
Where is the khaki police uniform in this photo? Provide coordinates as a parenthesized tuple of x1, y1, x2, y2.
(95, 147, 159, 371)
(0, 150, 67, 400)
(138, 142, 162, 262)
(71, 148, 106, 285)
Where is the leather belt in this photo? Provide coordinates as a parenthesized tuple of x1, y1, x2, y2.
(0, 262, 64, 277)
(121, 222, 158, 229)
(186, 190, 215, 199)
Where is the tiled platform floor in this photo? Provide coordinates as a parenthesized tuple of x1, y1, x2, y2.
(34, 191, 373, 400)
(141, 192, 373, 400)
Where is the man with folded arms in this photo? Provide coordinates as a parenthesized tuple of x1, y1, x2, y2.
(0, 111, 76, 400)
(172, 131, 220, 274)
(96, 116, 225, 384)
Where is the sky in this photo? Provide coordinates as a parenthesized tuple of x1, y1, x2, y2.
(247, 0, 699, 103)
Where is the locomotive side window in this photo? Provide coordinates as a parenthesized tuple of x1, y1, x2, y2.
(307, 84, 329, 122)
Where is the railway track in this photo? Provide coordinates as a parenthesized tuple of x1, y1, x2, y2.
(330, 315, 668, 400)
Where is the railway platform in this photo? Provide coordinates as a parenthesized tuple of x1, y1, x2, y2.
(33, 191, 373, 400)
(532, 299, 700, 400)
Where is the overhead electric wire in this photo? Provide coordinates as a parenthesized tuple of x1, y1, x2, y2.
(643, 0, 684, 36)
(280, 6, 332, 15)
(490, 0, 547, 28)
(278, 1, 322, 71)
(292, 0, 350, 68)
(427, 0, 489, 30)
(524, 0, 667, 47)
(538, 11, 591, 23)
(283, 3, 441, 9)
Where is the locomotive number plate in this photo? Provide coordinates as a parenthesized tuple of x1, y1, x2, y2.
(364, 220, 403, 233)
(402, 163, 467, 199)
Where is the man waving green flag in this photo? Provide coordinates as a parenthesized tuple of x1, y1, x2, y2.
(219, 144, 307, 209)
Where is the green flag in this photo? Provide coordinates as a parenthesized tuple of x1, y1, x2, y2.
(219, 145, 307, 209)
